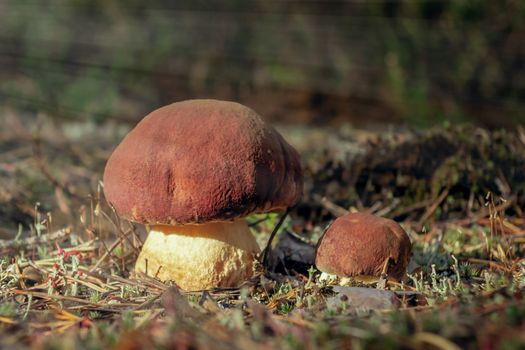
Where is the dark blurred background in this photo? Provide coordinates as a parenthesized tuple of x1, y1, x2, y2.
(0, 0, 524, 128)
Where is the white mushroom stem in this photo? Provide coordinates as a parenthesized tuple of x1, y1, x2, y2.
(134, 220, 260, 290)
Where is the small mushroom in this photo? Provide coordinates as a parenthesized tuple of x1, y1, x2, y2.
(103, 99, 303, 290)
(315, 213, 412, 281)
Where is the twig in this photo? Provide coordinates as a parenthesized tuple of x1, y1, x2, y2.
(32, 136, 83, 200)
(133, 292, 163, 311)
(467, 258, 512, 273)
(453, 195, 516, 226)
(0, 227, 72, 249)
(261, 207, 290, 267)
(416, 188, 450, 230)
(374, 198, 400, 217)
(99, 208, 141, 255)
(14, 290, 106, 307)
(314, 195, 349, 217)
(390, 199, 434, 219)
(411, 332, 462, 350)
(110, 274, 167, 292)
(90, 229, 132, 272)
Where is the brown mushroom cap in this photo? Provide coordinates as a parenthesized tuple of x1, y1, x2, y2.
(103, 99, 303, 225)
(315, 213, 412, 280)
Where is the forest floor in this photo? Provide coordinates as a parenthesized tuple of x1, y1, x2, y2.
(1, 111, 525, 349)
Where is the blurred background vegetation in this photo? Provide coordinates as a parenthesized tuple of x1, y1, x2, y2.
(0, 0, 523, 128)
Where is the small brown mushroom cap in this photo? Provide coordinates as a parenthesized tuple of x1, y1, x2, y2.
(315, 213, 412, 280)
(103, 99, 303, 225)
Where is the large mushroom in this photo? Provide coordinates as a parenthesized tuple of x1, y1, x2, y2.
(315, 213, 412, 281)
(103, 99, 303, 290)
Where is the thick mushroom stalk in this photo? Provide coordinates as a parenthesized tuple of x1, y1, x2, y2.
(135, 220, 260, 290)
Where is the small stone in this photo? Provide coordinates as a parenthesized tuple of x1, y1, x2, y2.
(327, 286, 400, 313)
(21, 266, 43, 286)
